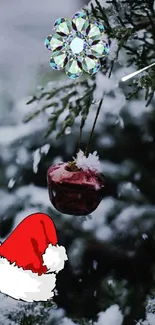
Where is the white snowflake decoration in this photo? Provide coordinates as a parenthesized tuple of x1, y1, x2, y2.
(45, 12, 109, 79)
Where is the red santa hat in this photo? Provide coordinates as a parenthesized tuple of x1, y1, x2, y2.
(0, 213, 68, 302)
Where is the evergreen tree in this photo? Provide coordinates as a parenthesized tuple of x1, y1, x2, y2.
(1, 0, 155, 324)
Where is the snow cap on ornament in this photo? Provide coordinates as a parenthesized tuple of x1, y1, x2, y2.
(0, 213, 68, 302)
(47, 150, 105, 216)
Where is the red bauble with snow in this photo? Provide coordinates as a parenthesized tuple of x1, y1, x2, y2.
(47, 150, 105, 216)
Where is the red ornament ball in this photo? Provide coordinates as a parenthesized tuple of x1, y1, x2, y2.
(47, 162, 106, 216)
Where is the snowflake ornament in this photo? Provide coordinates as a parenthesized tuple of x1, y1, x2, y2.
(45, 12, 109, 79)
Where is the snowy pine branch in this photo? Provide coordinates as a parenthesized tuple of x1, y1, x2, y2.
(25, 78, 95, 139)
(25, 0, 155, 139)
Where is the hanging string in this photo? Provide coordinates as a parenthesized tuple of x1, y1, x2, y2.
(76, 62, 113, 155)
(84, 64, 113, 156)
(76, 119, 83, 152)
(85, 97, 104, 157)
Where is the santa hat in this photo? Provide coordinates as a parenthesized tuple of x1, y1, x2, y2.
(0, 213, 68, 302)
